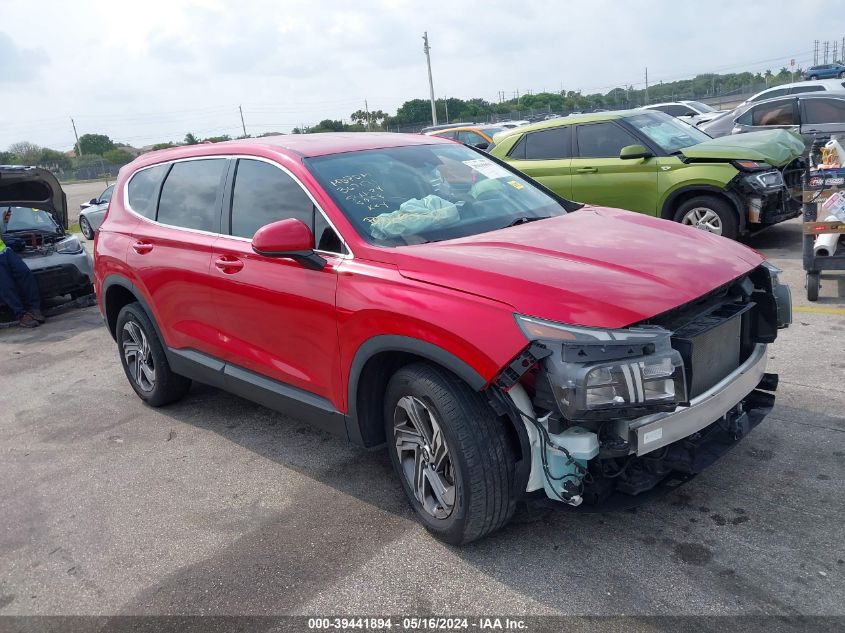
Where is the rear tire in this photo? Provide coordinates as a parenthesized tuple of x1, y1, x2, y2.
(809, 75, 819, 80)
(673, 195, 739, 240)
(384, 362, 517, 544)
(116, 302, 191, 406)
(840, 72, 845, 79)
(79, 215, 94, 240)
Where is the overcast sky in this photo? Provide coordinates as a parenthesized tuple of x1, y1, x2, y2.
(1, 0, 843, 150)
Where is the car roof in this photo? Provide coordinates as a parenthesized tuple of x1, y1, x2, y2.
(127, 132, 454, 170)
(645, 101, 696, 107)
(493, 109, 644, 140)
(429, 124, 501, 134)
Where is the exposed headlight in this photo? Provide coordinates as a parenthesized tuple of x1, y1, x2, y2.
(55, 236, 83, 254)
(516, 315, 688, 420)
(744, 169, 784, 191)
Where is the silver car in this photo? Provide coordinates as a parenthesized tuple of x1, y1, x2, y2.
(78, 183, 114, 239)
(0, 166, 95, 304)
(698, 93, 845, 142)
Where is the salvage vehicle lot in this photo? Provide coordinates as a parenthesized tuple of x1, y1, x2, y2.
(0, 219, 843, 616)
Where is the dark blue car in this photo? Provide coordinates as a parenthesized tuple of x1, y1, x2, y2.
(803, 63, 845, 80)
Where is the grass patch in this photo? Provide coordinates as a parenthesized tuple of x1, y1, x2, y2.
(68, 222, 80, 234)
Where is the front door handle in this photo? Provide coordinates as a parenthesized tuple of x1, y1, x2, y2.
(576, 167, 598, 173)
(131, 240, 153, 254)
(214, 256, 244, 274)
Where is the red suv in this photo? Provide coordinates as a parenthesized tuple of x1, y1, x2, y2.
(95, 133, 791, 543)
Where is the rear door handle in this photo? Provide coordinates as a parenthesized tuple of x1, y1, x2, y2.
(576, 167, 598, 173)
(214, 256, 244, 274)
(131, 240, 153, 254)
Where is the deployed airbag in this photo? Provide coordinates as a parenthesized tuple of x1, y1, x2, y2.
(366, 194, 460, 240)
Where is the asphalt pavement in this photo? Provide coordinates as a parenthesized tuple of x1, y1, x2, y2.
(0, 219, 843, 621)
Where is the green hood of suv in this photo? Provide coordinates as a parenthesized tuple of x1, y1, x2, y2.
(680, 129, 804, 167)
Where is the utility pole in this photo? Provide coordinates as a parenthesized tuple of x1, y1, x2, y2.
(422, 32, 437, 126)
(70, 117, 82, 156)
(238, 105, 247, 137)
(835, 41, 840, 65)
(824, 40, 830, 64)
(443, 97, 449, 124)
(644, 67, 649, 105)
(814, 40, 820, 65)
(364, 99, 371, 131)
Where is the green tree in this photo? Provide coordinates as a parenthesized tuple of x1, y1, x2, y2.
(76, 133, 115, 156)
(36, 148, 71, 172)
(8, 141, 41, 164)
(103, 148, 134, 165)
(184, 133, 199, 145)
(201, 134, 231, 143)
(0, 150, 17, 164)
(151, 142, 176, 151)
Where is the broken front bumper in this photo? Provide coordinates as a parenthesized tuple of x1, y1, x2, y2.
(629, 343, 768, 455)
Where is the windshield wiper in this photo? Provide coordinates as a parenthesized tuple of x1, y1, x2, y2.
(506, 216, 550, 228)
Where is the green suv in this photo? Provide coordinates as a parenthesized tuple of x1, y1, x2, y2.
(488, 110, 804, 240)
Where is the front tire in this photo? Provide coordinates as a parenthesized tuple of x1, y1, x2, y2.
(79, 215, 94, 240)
(809, 75, 819, 80)
(674, 195, 739, 240)
(116, 302, 191, 406)
(384, 363, 517, 544)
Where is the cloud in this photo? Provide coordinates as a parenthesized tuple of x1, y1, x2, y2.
(0, 32, 49, 83)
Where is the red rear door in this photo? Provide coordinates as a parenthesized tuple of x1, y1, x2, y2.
(127, 158, 229, 356)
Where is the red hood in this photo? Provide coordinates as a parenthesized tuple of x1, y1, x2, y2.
(394, 207, 763, 329)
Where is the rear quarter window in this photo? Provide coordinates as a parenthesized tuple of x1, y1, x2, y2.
(126, 164, 168, 219)
(157, 159, 227, 232)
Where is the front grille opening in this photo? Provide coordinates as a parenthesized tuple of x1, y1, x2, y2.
(670, 302, 754, 400)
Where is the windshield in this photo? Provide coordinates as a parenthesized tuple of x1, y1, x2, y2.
(688, 101, 716, 113)
(2, 206, 60, 233)
(625, 111, 711, 154)
(306, 144, 573, 246)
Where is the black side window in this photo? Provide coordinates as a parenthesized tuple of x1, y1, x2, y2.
(523, 127, 571, 160)
(508, 135, 527, 159)
(576, 122, 638, 158)
(666, 105, 695, 117)
(313, 208, 347, 254)
(157, 159, 226, 232)
(127, 164, 168, 219)
(230, 159, 312, 239)
(802, 98, 845, 124)
(101, 185, 114, 203)
(791, 85, 824, 95)
(742, 100, 797, 126)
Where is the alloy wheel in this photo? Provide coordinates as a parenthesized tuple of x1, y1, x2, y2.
(681, 207, 723, 235)
(79, 216, 93, 239)
(393, 395, 456, 519)
(122, 321, 156, 392)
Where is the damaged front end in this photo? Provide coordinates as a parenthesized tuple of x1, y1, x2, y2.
(489, 263, 791, 509)
(728, 157, 805, 229)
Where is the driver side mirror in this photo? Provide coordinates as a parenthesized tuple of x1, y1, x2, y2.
(89, 197, 99, 205)
(619, 144, 652, 160)
(251, 218, 326, 270)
